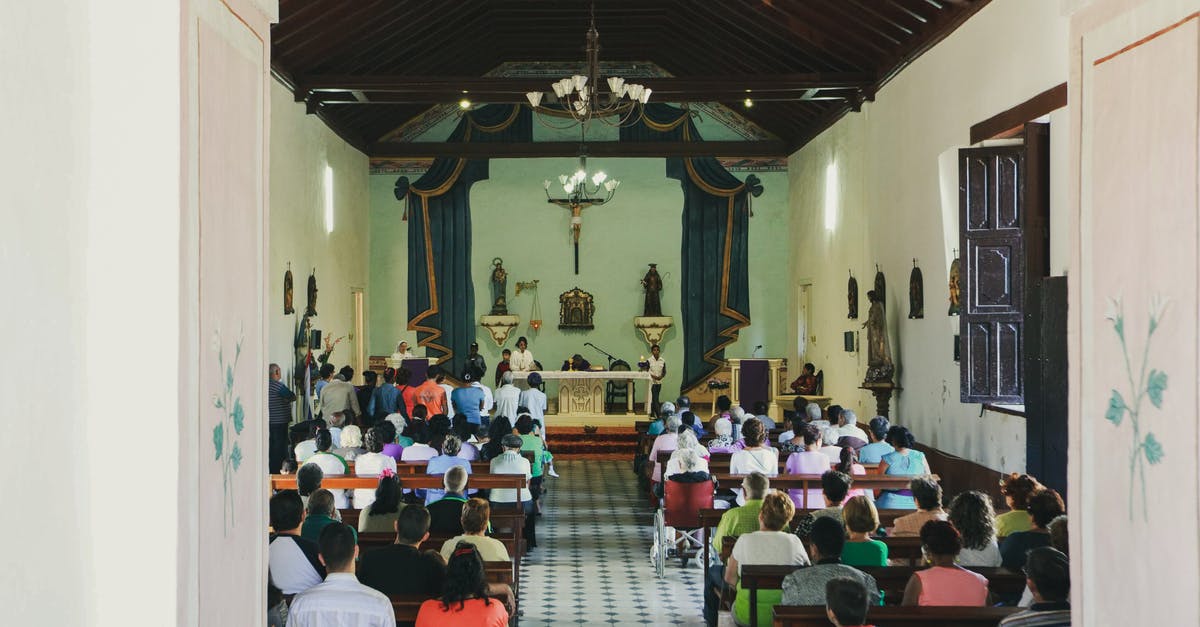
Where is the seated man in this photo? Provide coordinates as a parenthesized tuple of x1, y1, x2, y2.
(790, 362, 819, 395)
(358, 505, 446, 598)
(439, 498, 510, 563)
(751, 401, 775, 431)
(781, 517, 880, 607)
(287, 522, 394, 627)
(836, 409, 870, 447)
(824, 577, 872, 627)
(704, 472, 771, 625)
(301, 489, 358, 545)
(1001, 547, 1071, 627)
(890, 476, 948, 536)
(296, 462, 323, 509)
(268, 490, 324, 595)
(427, 465, 469, 534)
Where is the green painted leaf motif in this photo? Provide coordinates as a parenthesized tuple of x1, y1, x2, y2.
(1144, 432, 1164, 464)
(1147, 370, 1168, 409)
(213, 423, 224, 460)
(226, 365, 234, 390)
(1105, 390, 1125, 426)
(233, 398, 245, 434)
(231, 442, 243, 471)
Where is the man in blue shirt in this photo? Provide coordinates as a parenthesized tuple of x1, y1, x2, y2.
(368, 367, 401, 421)
(450, 368, 486, 433)
(268, 363, 297, 473)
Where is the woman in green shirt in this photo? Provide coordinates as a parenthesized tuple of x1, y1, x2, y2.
(841, 495, 889, 567)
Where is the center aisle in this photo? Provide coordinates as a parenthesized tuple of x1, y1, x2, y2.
(518, 459, 706, 626)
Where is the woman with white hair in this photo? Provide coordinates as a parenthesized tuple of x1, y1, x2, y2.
(332, 424, 366, 461)
(665, 448, 712, 484)
(709, 416, 736, 452)
(666, 428, 710, 478)
(819, 425, 844, 464)
(648, 414, 683, 486)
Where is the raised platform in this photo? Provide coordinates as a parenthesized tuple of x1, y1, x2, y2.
(546, 412, 647, 428)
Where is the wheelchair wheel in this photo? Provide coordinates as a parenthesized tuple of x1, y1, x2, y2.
(652, 509, 666, 578)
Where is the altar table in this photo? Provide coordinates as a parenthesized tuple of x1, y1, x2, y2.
(535, 370, 653, 417)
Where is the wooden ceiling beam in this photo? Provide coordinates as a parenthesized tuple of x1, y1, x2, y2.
(297, 73, 873, 93)
(874, 0, 991, 88)
(368, 140, 790, 159)
(753, 1, 876, 70)
(684, 1, 810, 74)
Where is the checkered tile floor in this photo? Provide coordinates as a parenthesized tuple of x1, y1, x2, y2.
(518, 460, 706, 626)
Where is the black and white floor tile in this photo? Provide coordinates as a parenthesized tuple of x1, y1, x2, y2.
(518, 460, 706, 626)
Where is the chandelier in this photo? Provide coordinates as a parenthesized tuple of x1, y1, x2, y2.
(524, 6, 651, 129)
(543, 145, 620, 275)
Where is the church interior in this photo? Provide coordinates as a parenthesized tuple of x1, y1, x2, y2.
(6, 0, 1200, 625)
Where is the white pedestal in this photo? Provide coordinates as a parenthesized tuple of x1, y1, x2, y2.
(633, 316, 674, 347)
(478, 314, 520, 347)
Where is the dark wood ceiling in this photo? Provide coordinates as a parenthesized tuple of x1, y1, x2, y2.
(272, 0, 990, 157)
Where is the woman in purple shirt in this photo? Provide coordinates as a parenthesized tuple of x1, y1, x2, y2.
(785, 425, 829, 509)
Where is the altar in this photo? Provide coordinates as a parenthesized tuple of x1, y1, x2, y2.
(537, 369, 653, 426)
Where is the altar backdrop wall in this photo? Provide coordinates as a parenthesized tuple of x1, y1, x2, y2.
(269, 80, 370, 388)
(368, 160, 789, 401)
(786, 0, 1070, 473)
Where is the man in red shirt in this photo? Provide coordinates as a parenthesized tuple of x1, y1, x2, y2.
(412, 364, 448, 416)
(825, 577, 874, 627)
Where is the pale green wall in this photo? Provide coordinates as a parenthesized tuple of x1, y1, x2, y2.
(368, 158, 788, 401)
(269, 81, 370, 383)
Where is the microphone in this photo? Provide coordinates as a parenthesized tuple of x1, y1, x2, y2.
(752, 345, 763, 357)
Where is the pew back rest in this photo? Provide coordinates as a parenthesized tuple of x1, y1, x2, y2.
(771, 605, 1019, 627)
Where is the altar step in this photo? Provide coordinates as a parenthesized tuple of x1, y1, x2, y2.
(548, 426, 638, 460)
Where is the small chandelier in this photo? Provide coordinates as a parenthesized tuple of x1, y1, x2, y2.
(525, 5, 650, 129)
(543, 149, 620, 274)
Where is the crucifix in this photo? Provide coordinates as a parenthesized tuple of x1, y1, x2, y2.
(542, 140, 620, 274)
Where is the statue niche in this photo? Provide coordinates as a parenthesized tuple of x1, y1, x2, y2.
(558, 286, 596, 330)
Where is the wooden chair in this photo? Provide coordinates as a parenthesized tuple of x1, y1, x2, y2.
(772, 605, 1019, 627)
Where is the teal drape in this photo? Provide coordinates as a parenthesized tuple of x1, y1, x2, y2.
(622, 104, 762, 390)
(396, 105, 531, 376)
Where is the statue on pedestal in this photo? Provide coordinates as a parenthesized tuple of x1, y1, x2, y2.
(490, 257, 508, 315)
(641, 263, 663, 317)
(862, 289, 894, 383)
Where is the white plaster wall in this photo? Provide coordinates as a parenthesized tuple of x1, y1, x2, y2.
(787, 0, 1071, 472)
(269, 81, 370, 391)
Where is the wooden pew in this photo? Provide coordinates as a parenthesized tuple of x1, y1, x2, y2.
(712, 474, 937, 509)
(270, 473, 529, 491)
(772, 605, 1019, 627)
(389, 560, 517, 626)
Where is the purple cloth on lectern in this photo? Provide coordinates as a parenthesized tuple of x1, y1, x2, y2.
(403, 359, 428, 386)
(740, 359, 770, 411)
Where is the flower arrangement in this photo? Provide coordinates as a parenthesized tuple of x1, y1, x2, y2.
(707, 378, 730, 390)
(317, 334, 345, 364)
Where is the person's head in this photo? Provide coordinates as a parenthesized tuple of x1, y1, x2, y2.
(742, 472, 770, 501)
(412, 404, 430, 422)
(741, 417, 766, 447)
(396, 504, 431, 545)
(501, 348, 511, 360)
(527, 372, 542, 387)
(315, 428, 333, 452)
(376, 419, 398, 444)
(319, 363, 336, 380)
(676, 395, 691, 410)
(658, 402, 676, 420)
(947, 490, 997, 550)
(297, 463, 323, 496)
(383, 367, 396, 383)
(793, 396, 807, 413)
(675, 448, 704, 473)
(1048, 515, 1069, 555)
(441, 541, 492, 611)
(680, 411, 697, 428)
(803, 362, 816, 375)
(1024, 546, 1070, 603)
(364, 426, 384, 453)
(714, 417, 733, 437)
(801, 424, 822, 447)
(821, 471, 853, 507)
(281, 459, 298, 475)
(461, 497, 491, 534)
(269, 490, 304, 532)
(469, 341, 479, 355)
(730, 405, 746, 421)
(501, 370, 514, 386)
(397, 340, 409, 353)
(269, 363, 282, 381)
(825, 577, 870, 627)
(441, 434, 462, 456)
(759, 491, 795, 532)
(821, 425, 841, 447)
(676, 427, 699, 451)
(340, 425, 363, 449)
(424, 364, 440, 380)
(306, 489, 336, 518)
(920, 520, 963, 558)
(395, 367, 411, 385)
(805, 402, 822, 422)
(752, 400, 768, 416)
(487, 416, 513, 441)
(867, 416, 890, 442)
(1027, 489, 1066, 529)
(790, 414, 806, 434)
(443, 464, 468, 494)
(910, 476, 943, 511)
(1000, 473, 1044, 511)
(716, 395, 732, 412)
(809, 516, 847, 561)
(501, 434, 523, 451)
(317, 522, 358, 573)
(516, 336, 528, 350)
(836, 446, 858, 474)
(372, 474, 401, 515)
(651, 344, 661, 357)
(515, 415, 535, 435)
(338, 365, 354, 381)
(840, 409, 857, 428)
(664, 414, 682, 433)
(842, 495, 880, 534)
(362, 370, 378, 386)
(827, 405, 844, 424)
(884, 425, 916, 450)
(407, 419, 428, 444)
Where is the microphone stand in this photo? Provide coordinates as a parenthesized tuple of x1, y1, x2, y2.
(584, 341, 618, 364)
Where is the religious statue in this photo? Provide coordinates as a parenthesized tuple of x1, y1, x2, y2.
(874, 268, 886, 305)
(862, 290, 894, 383)
(283, 263, 295, 315)
(490, 257, 508, 315)
(908, 261, 924, 319)
(847, 272, 859, 319)
(305, 270, 318, 317)
(641, 263, 663, 317)
(948, 257, 961, 316)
